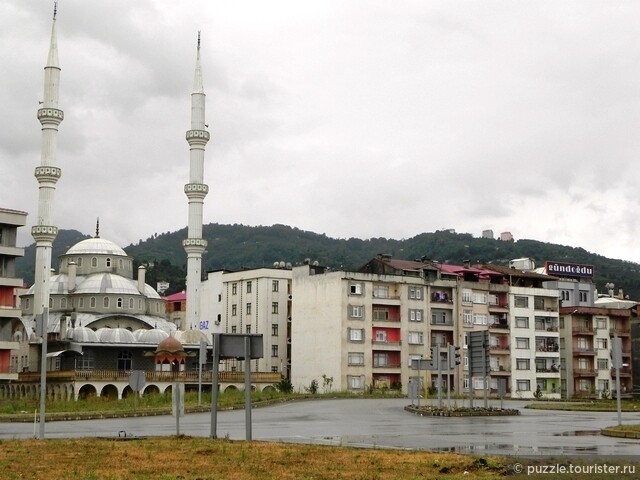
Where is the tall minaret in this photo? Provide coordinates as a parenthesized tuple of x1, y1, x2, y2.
(32, 3, 63, 321)
(182, 32, 209, 330)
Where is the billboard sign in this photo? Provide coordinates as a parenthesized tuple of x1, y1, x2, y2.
(545, 261, 594, 279)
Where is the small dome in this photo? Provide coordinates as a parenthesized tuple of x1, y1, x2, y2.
(96, 327, 136, 343)
(66, 238, 128, 256)
(74, 273, 140, 295)
(175, 329, 208, 345)
(133, 328, 169, 344)
(157, 336, 184, 353)
(68, 326, 99, 342)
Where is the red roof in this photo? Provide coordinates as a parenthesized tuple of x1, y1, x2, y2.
(164, 291, 186, 302)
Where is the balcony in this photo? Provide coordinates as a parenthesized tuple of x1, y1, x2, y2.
(572, 326, 595, 335)
(572, 347, 596, 355)
(430, 319, 454, 327)
(371, 339, 402, 348)
(372, 361, 401, 369)
(573, 368, 596, 377)
(489, 345, 510, 354)
(611, 367, 632, 377)
(489, 322, 509, 331)
(430, 290, 453, 304)
(490, 366, 511, 375)
(609, 327, 630, 336)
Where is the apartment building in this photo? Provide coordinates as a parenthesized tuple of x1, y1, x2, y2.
(0, 208, 28, 381)
(200, 266, 292, 377)
(544, 263, 634, 398)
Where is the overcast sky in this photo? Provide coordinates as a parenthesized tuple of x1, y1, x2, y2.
(1, 1, 640, 263)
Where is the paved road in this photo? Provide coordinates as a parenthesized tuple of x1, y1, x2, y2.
(2, 399, 639, 458)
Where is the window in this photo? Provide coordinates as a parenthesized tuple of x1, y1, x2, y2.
(103, 297, 109, 308)
(246, 325, 251, 334)
(117, 350, 132, 370)
(231, 326, 237, 334)
(373, 309, 389, 321)
(76, 257, 82, 267)
(246, 281, 252, 293)
(232, 283, 237, 295)
(271, 366, 279, 373)
(463, 354, 469, 370)
(596, 338, 608, 350)
(431, 311, 448, 324)
(473, 313, 487, 325)
(598, 379, 610, 392)
(348, 352, 365, 365)
(373, 352, 389, 367)
(106, 257, 111, 268)
(516, 380, 531, 392)
(516, 358, 530, 370)
(79, 297, 84, 308)
(138, 299, 143, 310)
(272, 324, 279, 336)
(579, 290, 589, 302)
(463, 310, 473, 326)
(561, 290, 570, 301)
(409, 309, 423, 322)
(577, 378, 591, 392)
(119, 259, 123, 269)
(473, 292, 487, 304)
(408, 286, 423, 300)
(60, 298, 67, 309)
(349, 328, 364, 342)
(49, 297, 53, 308)
(462, 289, 473, 303)
(128, 298, 133, 309)
(516, 338, 530, 349)
(349, 283, 363, 295)
(232, 304, 237, 316)
(408, 331, 423, 345)
(90, 297, 96, 308)
(77, 351, 94, 370)
(117, 297, 123, 308)
(271, 302, 279, 314)
(349, 305, 364, 319)
(514, 296, 528, 308)
(348, 375, 365, 389)
(91, 257, 97, 268)
(271, 345, 278, 357)
(596, 318, 607, 330)
(597, 358, 608, 370)
(515, 317, 529, 328)
(373, 285, 389, 298)
(375, 330, 387, 342)
(272, 280, 279, 292)
(463, 375, 470, 391)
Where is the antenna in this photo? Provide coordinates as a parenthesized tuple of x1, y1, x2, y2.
(197, 30, 201, 49)
(53, 1, 58, 20)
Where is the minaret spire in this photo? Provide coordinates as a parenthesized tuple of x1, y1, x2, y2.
(182, 32, 210, 332)
(95, 217, 100, 238)
(32, 3, 64, 322)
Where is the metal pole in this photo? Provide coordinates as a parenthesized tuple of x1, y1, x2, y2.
(244, 336, 252, 441)
(210, 333, 220, 439)
(175, 382, 180, 436)
(38, 309, 48, 439)
(198, 358, 202, 406)
(614, 335, 622, 426)
(417, 362, 421, 408)
(437, 352, 442, 408)
(483, 332, 488, 408)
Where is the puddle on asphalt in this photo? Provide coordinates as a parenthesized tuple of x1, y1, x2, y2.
(430, 444, 600, 455)
(553, 430, 601, 437)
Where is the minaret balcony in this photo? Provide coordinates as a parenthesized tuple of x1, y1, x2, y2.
(31, 225, 58, 242)
(34, 166, 61, 183)
(37, 108, 64, 124)
(184, 183, 209, 199)
(185, 129, 210, 145)
(183, 238, 207, 255)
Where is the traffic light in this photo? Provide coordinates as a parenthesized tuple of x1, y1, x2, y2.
(430, 345, 440, 369)
(448, 345, 461, 369)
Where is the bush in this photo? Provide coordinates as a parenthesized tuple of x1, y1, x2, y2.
(275, 376, 293, 394)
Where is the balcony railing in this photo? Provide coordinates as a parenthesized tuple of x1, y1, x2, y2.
(609, 327, 630, 335)
(572, 347, 596, 355)
(573, 368, 596, 376)
(430, 320, 454, 327)
(489, 323, 509, 330)
(572, 326, 594, 334)
(372, 362, 401, 369)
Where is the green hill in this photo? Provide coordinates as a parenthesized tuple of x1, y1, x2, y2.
(15, 224, 640, 299)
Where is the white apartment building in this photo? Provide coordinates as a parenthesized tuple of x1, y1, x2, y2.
(200, 267, 292, 376)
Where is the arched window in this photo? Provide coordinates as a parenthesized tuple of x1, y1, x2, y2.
(79, 297, 84, 308)
(90, 297, 96, 308)
(138, 299, 143, 310)
(103, 297, 109, 308)
(106, 258, 112, 268)
(119, 259, 123, 269)
(77, 257, 83, 267)
(117, 297, 123, 308)
(60, 298, 68, 309)
(91, 257, 97, 268)
(128, 298, 134, 309)
(49, 297, 53, 308)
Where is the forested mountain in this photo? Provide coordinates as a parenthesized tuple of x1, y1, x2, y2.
(15, 224, 640, 299)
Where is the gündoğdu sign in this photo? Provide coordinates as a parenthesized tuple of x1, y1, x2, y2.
(545, 261, 594, 278)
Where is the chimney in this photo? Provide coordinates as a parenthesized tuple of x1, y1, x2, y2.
(60, 315, 68, 339)
(463, 260, 470, 268)
(68, 261, 77, 292)
(138, 265, 146, 294)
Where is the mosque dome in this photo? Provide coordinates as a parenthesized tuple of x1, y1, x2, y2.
(96, 327, 136, 343)
(156, 336, 184, 353)
(174, 329, 208, 345)
(133, 328, 169, 344)
(65, 237, 128, 256)
(67, 326, 99, 342)
(73, 273, 140, 295)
